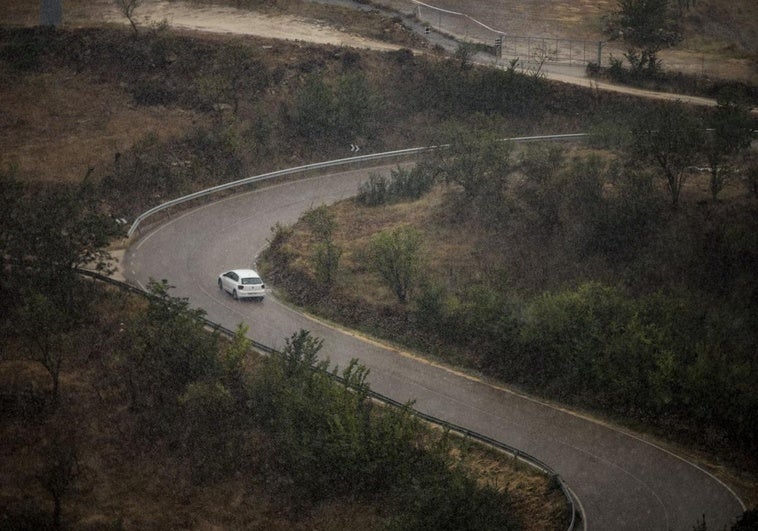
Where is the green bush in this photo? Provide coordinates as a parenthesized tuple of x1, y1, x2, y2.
(388, 451, 518, 531)
(249, 330, 410, 500)
(114, 280, 222, 435)
(179, 381, 238, 481)
(388, 164, 437, 201)
(357, 165, 437, 207)
(357, 173, 389, 206)
(247, 330, 519, 525)
(291, 71, 381, 145)
(369, 226, 423, 303)
(405, 58, 546, 118)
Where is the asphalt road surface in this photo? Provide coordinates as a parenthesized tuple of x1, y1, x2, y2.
(122, 165, 745, 530)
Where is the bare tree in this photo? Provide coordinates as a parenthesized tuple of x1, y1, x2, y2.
(115, 0, 141, 35)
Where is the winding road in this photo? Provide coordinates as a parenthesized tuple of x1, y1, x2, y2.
(122, 164, 745, 530)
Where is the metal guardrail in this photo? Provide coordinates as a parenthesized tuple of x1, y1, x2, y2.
(77, 268, 579, 530)
(127, 133, 587, 238)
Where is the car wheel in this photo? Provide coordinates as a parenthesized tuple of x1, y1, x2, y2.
(232, 289, 238, 300)
(218, 278, 223, 290)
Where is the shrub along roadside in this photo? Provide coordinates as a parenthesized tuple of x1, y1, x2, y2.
(1, 269, 565, 529)
(247, 329, 531, 530)
(259, 141, 758, 466)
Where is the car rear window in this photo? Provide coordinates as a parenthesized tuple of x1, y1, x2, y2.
(241, 277, 262, 285)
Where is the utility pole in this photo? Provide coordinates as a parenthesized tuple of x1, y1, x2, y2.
(40, 0, 62, 26)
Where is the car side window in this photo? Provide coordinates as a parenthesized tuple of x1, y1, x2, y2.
(230, 272, 239, 281)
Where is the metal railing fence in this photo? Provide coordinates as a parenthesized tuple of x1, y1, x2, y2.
(411, 0, 618, 67)
(127, 133, 587, 238)
(76, 268, 579, 530)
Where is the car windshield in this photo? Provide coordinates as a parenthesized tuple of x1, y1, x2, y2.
(241, 277, 262, 285)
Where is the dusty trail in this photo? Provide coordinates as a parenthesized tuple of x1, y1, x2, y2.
(98, 0, 403, 51)
(91, 0, 729, 108)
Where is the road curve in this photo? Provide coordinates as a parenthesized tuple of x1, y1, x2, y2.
(122, 165, 744, 530)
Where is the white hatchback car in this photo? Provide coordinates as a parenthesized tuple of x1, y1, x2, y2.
(218, 269, 266, 301)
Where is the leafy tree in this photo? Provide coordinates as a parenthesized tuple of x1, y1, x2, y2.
(703, 91, 754, 200)
(514, 282, 682, 413)
(249, 330, 370, 499)
(292, 73, 337, 143)
(438, 128, 514, 200)
(304, 205, 342, 288)
(15, 293, 74, 408)
(178, 380, 237, 481)
(220, 323, 253, 398)
(115, 280, 221, 431)
(369, 226, 423, 303)
(185, 125, 244, 184)
(435, 127, 515, 224)
(314, 241, 342, 288)
(599, 169, 663, 260)
(630, 100, 704, 207)
(291, 71, 380, 146)
(517, 283, 620, 394)
(303, 204, 337, 241)
(391, 456, 518, 531)
(558, 154, 610, 254)
(387, 163, 438, 201)
(516, 143, 566, 231)
(334, 70, 381, 140)
(5, 174, 121, 308)
(198, 44, 268, 118)
(453, 43, 475, 70)
(248, 329, 518, 522)
(605, 0, 684, 74)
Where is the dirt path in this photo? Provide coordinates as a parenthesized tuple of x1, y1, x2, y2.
(92, 1, 726, 108)
(93, 0, 405, 52)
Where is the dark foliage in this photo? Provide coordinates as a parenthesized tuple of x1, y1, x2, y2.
(248, 330, 519, 527)
(357, 164, 437, 206)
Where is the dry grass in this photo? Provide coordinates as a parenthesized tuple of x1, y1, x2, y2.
(1, 0, 754, 185)
(456, 441, 568, 531)
(0, 65, 199, 182)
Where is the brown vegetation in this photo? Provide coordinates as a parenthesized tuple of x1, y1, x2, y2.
(1, 0, 756, 525)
